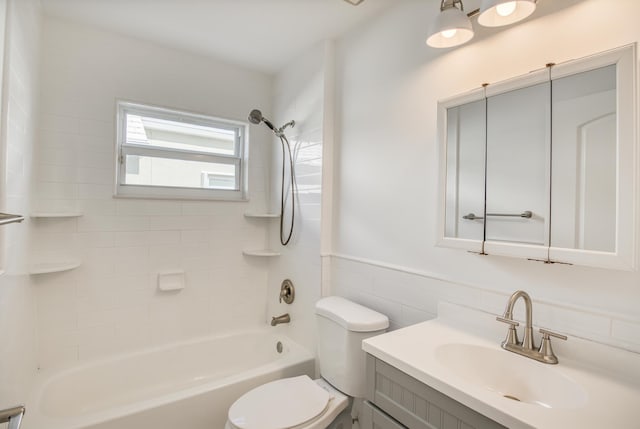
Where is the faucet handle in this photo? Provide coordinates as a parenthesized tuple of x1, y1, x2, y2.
(279, 279, 295, 304)
(496, 316, 520, 347)
(539, 328, 567, 341)
(496, 316, 519, 327)
(538, 328, 567, 364)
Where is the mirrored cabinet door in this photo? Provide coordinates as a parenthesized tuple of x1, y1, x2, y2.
(485, 82, 550, 247)
(550, 65, 616, 252)
(548, 45, 636, 269)
(444, 99, 486, 242)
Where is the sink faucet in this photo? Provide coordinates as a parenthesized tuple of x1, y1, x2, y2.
(497, 290, 567, 364)
(501, 290, 535, 350)
(271, 313, 290, 326)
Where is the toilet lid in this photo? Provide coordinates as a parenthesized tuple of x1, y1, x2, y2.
(228, 375, 332, 429)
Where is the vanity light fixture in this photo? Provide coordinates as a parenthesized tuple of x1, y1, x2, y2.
(427, 0, 538, 49)
(477, 0, 537, 27)
(426, 0, 474, 49)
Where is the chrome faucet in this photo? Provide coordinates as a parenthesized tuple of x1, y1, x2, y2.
(271, 313, 290, 326)
(497, 290, 567, 364)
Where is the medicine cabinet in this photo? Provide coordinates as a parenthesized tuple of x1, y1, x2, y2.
(437, 45, 637, 270)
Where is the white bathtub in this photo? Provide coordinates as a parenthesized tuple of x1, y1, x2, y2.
(25, 328, 315, 429)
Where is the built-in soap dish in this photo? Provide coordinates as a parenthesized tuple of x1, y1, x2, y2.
(157, 270, 185, 291)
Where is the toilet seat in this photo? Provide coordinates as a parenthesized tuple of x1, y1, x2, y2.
(226, 376, 349, 429)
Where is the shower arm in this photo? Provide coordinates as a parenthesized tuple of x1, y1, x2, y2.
(278, 120, 295, 134)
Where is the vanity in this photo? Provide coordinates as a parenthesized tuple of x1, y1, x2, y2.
(363, 42, 640, 429)
(360, 302, 640, 429)
(361, 354, 506, 429)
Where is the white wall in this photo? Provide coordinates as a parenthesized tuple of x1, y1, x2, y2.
(331, 0, 640, 352)
(0, 0, 41, 408)
(33, 16, 275, 368)
(266, 41, 331, 353)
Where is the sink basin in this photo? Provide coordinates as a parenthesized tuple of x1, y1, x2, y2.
(435, 343, 588, 409)
(363, 303, 640, 428)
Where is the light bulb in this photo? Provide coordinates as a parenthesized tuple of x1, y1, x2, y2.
(441, 28, 458, 39)
(496, 1, 517, 17)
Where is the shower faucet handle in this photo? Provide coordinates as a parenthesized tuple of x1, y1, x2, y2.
(279, 279, 295, 304)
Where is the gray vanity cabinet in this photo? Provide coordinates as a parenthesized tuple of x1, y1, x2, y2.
(361, 401, 406, 429)
(364, 354, 506, 429)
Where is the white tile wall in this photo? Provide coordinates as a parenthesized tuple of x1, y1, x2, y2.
(266, 41, 330, 353)
(0, 0, 41, 405)
(31, 17, 274, 368)
(331, 255, 640, 353)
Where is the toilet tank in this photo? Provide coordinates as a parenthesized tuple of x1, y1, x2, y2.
(315, 297, 389, 398)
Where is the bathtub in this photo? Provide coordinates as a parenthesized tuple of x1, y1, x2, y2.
(25, 328, 315, 429)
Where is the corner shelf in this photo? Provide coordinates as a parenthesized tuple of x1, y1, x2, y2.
(242, 250, 281, 257)
(30, 212, 83, 218)
(244, 212, 280, 219)
(29, 261, 81, 275)
(242, 213, 280, 257)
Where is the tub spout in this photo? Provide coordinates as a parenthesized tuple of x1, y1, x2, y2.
(271, 313, 290, 326)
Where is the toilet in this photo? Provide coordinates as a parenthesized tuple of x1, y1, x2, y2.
(225, 296, 389, 429)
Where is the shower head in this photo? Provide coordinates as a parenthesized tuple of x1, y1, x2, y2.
(248, 109, 296, 138)
(248, 109, 278, 133)
(248, 109, 263, 125)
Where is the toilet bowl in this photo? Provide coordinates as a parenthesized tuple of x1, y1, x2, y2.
(225, 296, 389, 429)
(225, 376, 348, 429)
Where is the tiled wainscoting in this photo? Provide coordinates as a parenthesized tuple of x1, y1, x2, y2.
(330, 255, 640, 354)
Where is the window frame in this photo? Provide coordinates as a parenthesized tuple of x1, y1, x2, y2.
(115, 101, 248, 201)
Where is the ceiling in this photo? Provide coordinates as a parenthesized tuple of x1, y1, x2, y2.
(40, 0, 395, 74)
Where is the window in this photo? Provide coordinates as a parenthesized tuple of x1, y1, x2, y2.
(115, 101, 247, 200)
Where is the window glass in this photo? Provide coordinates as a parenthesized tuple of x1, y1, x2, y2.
(116, 102, 246, 200)
(125, 114, 237, 155)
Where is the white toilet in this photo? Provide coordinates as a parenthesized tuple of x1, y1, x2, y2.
(225, 296, 389, 429)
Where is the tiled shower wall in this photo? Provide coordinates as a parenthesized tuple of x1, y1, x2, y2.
(32, 17, 275, 368)
(267, 41, 329, 353)
(0, 0, 41, 404)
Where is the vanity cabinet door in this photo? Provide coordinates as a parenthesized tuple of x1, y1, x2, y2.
(361, 401, 407, 429)
(366, 355, 506, 429)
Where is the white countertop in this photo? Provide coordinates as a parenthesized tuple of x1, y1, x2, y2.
(362, 302, 640, 429)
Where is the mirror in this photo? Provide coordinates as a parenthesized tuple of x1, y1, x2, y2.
(485, 82, 550, 246)
(444, 98, 485, 242)
(438, 45, 636, 270)
(550, 65, 616, 252)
